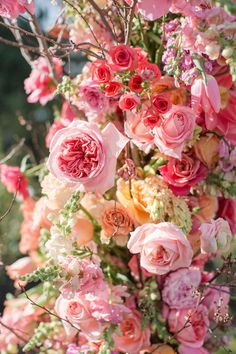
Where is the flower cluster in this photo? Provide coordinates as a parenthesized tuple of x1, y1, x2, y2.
(0, 1, 236, 354)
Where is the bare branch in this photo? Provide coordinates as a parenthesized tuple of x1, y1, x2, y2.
(125, 0, 138, 45)
(0, 138, 25, 164)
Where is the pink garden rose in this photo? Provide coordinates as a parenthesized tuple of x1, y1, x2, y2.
(218, 198, 236, 234)
(168, 305, 209, 348)
(162, 267, 201, 309)
(48, 120, 128, 194)
(55, 295, 103, 340)
(200, 218, 232, 255)
(0, 164, 29, 199)
(127, 222, 193, 275)
(153, 106, 195, 159)
(178, 345, 210, 354)
(125, 0, 173, 21)
(113, 309, 150, 354)
(125, 110, 154, 153)
(160, 153, 208, 195)
(108, 44, 138, 72)
(24, 57, 63, 105)
(0, 0, 34, 19)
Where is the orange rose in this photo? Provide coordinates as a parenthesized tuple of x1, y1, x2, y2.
(196, 194, 218, 223)
(194, 134, 220, 168)
(141, 344, 176, 354)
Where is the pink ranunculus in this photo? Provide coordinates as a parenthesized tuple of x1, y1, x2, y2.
(24, 57, 62, 105)
(218, 198, 236, 234)
(119, 93, 140, 111)
(113, 309, 150, 354)
(178, 345, 210, 354)
(160, 153, 208, 195)
(162, 267, 201, 309)
(108, 44, 138, 72)
(55, 295, 103, 340)
(168, 305, 209, 348)
(0, 0, 34, 19)
(191, 75, 221, 130)
(126, 0, 173, 21)
(153, 106, 195, 159)
(127, 222, 193, 275)
(202, 285, 230, 322)
(0, 164, 29, 199)
(200, 218, 232, 255)
(125, 110, 154, 153)
(48, 120, 128, 194)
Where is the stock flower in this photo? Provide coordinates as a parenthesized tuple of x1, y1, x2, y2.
(160, 153, 208, 195)
(0, 0, 34, 19)
(127, 222, 193, 275)
(48, 120, 128, 194)
(200, 218, 232, 255)
(119, 93, 140, 110)
(24, 57, 62, 105)
(162, 267, 201, 309)
(113, 309, 150, 353)
(108, 44, 138, 72)
(0, 164, 29, 199)
(168, 305, 209, 348)
(153, 106, 195, 159)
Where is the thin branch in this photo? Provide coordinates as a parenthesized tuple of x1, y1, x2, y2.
(0, 138, 25, 164)
(0, 320, 28, 343)
(87, 0, 117, 42)
(125, 0, 138, 45)
(0, 187, 18, 223)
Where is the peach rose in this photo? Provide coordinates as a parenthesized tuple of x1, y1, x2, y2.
(72, 213, 94, 247)
(6, 257, 37, 288)
(100, 201, 133, 245)
(194, 134, 220, 168)
(117, 179, 151, 225)
(113, 309, 150, 354)
(195, 194, 218, 223)
(141, 344, 176, 354)
(127, 222, 193, 275)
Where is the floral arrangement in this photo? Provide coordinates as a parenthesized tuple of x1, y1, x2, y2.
(0, 1, 236, 353)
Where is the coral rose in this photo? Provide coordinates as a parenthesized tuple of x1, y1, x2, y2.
(113, 309, 150, 354)
(153, 106, 195, 159)
(48, 120, 128, 194)
(119, 93, 140, 111)
(108, 44, 138, 72)
(127, 222, 193, 275)
(91, 60, 112, 83)
(168, 305, 209, 348)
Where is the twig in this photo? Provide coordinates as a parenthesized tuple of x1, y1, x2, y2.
(0, 138, 25, 164)
(125, 0, 138, 45)
(0, 186, 18, 223)
(0, 320, 28, 343)
(87, 0, 117, 42)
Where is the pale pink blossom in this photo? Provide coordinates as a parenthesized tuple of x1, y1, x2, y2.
(126, 0, 173, 21)
(48, 120, 128, 194)
(168, 305, 209, 348)
(0, 0, 34, 19)
(202, 285, 230, 322)
(127, 222, 193, 275)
